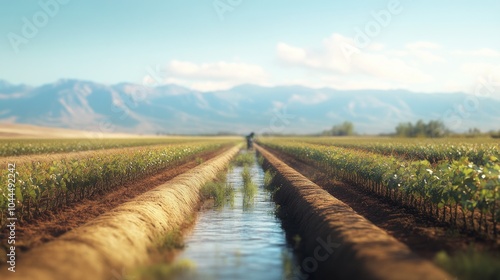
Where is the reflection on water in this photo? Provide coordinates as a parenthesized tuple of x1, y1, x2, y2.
(173, 152, 298, 280)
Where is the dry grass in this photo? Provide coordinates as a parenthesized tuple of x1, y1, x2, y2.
(0, 123, 142, 139)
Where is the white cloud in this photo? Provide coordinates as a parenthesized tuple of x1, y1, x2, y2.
(442, 80, 469, 93)
(383, 41, 445, 64)
(452, 48, 500, 57)
(276, 43, 307, 64)
(453, 63, 500, 98)
(167, 61, 199, 76)
(367, 43, 385, 51)
(355, 52, 432, 82)
(144, 38, 498, 94)
(277, 40, 350, 73)
(410, 50, 445, 64)
(162, 60, 269, 91)
(276, 33, 432, 84)
(402, 41, 445, 64)
(460, 62, 500, 77)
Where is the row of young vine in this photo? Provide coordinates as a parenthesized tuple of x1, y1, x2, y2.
(259, 140, 500, 240)
(0, 138, 206, 157)
(300, 138, 499, 165)
(0, 141, 234, 227)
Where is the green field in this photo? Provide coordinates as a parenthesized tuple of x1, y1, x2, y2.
(258, 137, 500, 240)
(0, 138, 237, 227)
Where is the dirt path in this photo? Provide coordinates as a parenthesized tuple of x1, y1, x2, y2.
(0, 147, 228, 254)
(263, 145, 499, 259)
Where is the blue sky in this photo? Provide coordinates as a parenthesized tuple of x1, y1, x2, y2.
(1, 0, 499, 94)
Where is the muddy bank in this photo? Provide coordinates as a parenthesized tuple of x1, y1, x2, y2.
(256, 145, 451, 280)
(0, 145, 240, 280)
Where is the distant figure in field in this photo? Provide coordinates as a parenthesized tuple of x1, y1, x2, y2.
(246, 132, 255, 149)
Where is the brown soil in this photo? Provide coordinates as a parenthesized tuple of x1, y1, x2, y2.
(264, 146, 499, 260)
(0, 147, 227, 253)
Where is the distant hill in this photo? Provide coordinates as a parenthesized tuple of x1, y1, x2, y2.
(1, 79, 499, 135)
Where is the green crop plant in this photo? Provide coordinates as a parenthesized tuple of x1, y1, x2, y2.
(241, 165, 252, 185)
(201, 181, 235, 208)
(0, 140, 237, 227)
(233, 152, 255, 167)
(258, 138, 500, 239)
(241, 166, 257, 210)
(0, 138, 216, 157)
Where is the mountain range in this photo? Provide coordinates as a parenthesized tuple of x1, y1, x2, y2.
(1, 79, 499, 135)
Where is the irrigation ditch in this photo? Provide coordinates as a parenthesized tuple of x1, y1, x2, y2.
(2, 143, 456, 280)
(158, 149, 299, 280)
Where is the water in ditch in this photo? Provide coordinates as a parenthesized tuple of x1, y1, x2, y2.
(172, 151, 299, 280)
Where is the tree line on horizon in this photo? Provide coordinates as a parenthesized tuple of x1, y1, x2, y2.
(318, 120, 500, 138)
